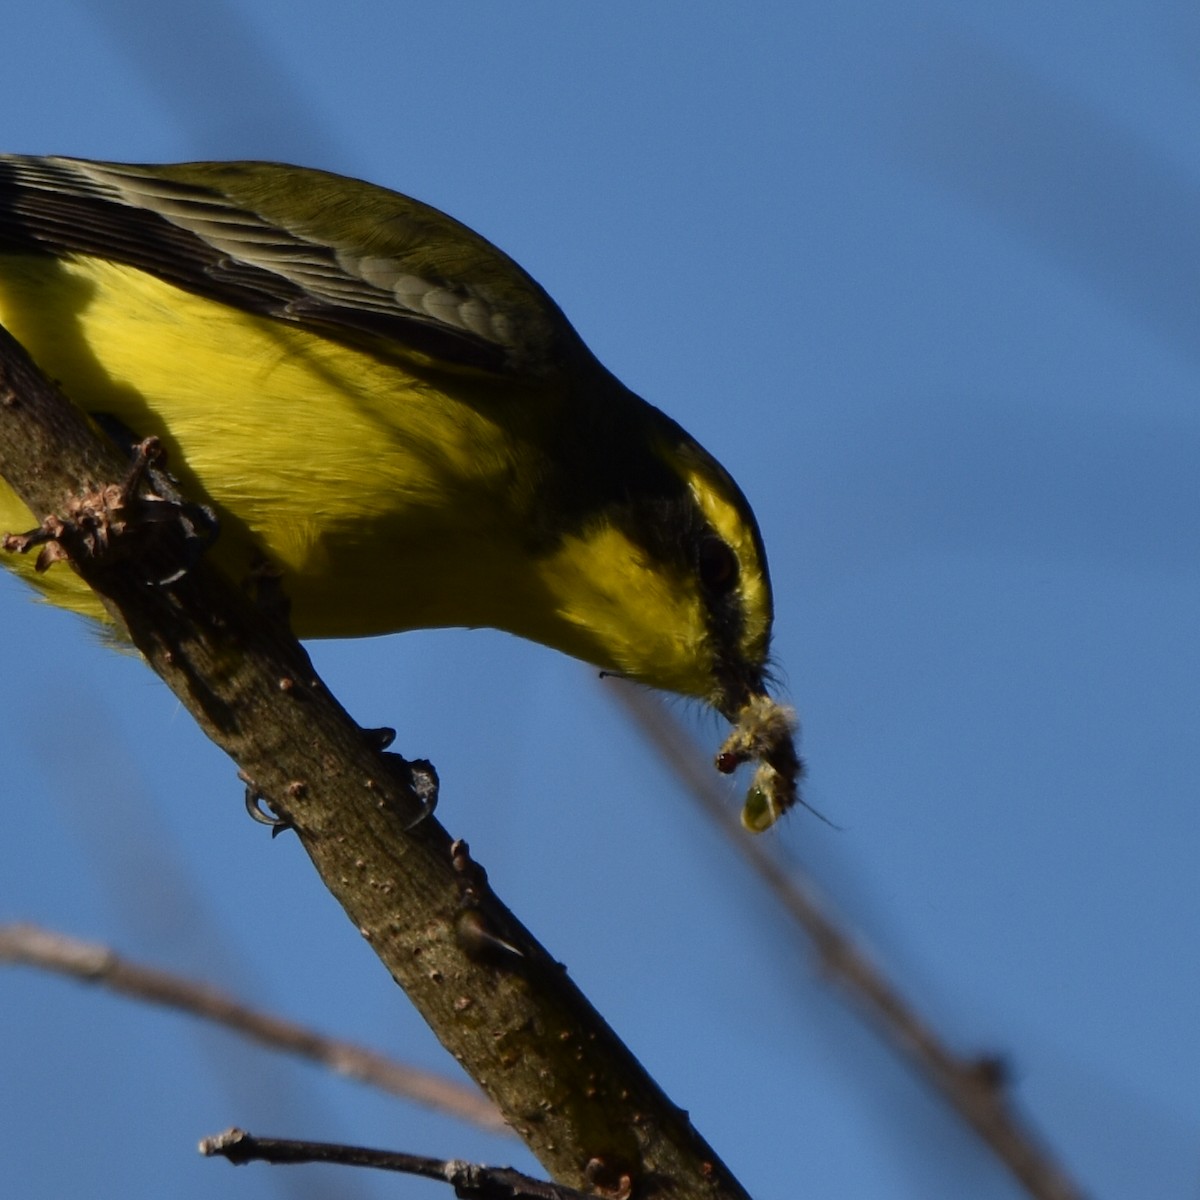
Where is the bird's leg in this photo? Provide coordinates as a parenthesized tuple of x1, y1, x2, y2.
(94, 414, 219, 582)
(3, 418, 217, 582)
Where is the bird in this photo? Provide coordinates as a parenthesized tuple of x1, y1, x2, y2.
(0, 155, 800, 829)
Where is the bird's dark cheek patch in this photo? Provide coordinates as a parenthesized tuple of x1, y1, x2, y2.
(697, 535, 739, 595)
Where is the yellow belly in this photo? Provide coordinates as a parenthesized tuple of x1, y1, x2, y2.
(0, 254, 527, 637)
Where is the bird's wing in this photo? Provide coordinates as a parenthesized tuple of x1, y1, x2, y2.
(0, 155, 587, 378)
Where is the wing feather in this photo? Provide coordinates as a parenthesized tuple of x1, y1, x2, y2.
(0, 155, 587, 377)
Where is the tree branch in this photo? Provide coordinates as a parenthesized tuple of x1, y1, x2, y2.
(0, 322, 751, 1200)
(0, 923, 508, 1134)
(201, 1127, 594, 1199)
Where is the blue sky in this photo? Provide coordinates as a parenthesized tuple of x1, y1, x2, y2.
(1, 4, 1197, 1198)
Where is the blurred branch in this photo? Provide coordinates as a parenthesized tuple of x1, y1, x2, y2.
(608, 682, 1087, 1200)
(0, 322, 751, 1200)
(201, 1127, 594, 1199)
(0, 923, 508, 1134)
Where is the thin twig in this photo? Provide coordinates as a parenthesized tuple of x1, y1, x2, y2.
(0, 923, 508, 1134)
(201, 1127, 596, 1199)
(608, 682, 1087, 1200)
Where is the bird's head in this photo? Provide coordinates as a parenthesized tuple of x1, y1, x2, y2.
(520, 395, 803, 830)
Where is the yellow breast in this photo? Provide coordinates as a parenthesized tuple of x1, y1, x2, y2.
(0, 254, 533, 637)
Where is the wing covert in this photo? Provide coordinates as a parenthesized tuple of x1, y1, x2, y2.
(0, 155, 586, 377)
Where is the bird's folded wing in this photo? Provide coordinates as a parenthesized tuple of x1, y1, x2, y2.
(0, 155, 584, 378)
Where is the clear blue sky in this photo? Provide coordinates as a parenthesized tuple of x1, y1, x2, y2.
(1, 4, 1197, 1198)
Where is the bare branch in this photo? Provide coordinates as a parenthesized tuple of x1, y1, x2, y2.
(608, 681, 1088, 1200)
(201, 1127, 597, 1199)
(0, 322, 752, 1199)
(0, 923, 508, 1134)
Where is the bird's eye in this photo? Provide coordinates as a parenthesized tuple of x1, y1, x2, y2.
(698, 536, 739, 594)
